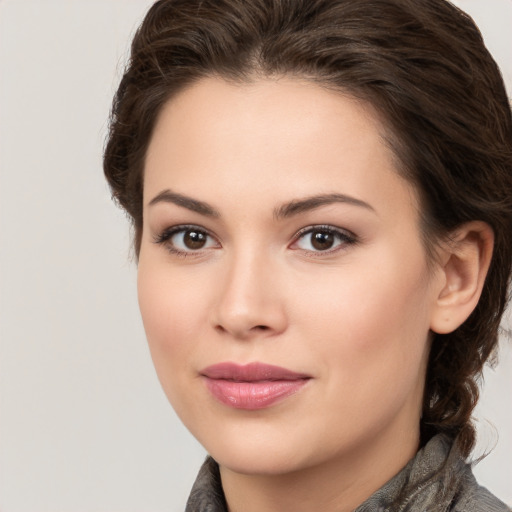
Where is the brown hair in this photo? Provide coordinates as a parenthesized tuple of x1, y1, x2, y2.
(104, 0, 512, 456)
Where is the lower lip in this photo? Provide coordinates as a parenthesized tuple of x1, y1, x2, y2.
(203, 378, 309, 410)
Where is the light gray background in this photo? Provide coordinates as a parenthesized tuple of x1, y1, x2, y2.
(0, 1, 511, 511)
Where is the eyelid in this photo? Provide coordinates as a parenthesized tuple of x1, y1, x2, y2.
(152, 223, 357, 258)
(289, 224, 358, 253)
(152, 224, 221, 257)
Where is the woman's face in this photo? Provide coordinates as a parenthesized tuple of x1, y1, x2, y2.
(138, 77, 444, 476)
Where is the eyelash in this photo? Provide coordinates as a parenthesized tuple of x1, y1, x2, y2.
(291, 225, 358, 256)
(152, 224, 218, 258)
(152, 224, 358, 258)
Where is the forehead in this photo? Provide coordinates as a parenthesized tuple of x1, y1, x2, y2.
(144, 76, 418, 220)
(147, 76, 386, 160)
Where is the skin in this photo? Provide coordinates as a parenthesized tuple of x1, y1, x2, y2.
(137, 77, 491, 512)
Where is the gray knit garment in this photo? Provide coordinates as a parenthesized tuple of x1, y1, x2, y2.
(185, 434, 509, 511)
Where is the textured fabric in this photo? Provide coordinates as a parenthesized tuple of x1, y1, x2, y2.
(186, 456, 228, 512)
(184, 434, 510, 512)
(353, 435, 509, 512)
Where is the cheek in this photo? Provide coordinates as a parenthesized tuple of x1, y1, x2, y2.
(293, 244, 433, 388)
(138, 267, 182, 343)
(136, 260, 209, 394)
(137, 252, 210, 335)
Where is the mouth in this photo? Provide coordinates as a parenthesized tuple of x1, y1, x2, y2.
(200, 362, 311, 410)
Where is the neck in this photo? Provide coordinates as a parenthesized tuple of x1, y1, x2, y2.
(220, 425, 420, 512)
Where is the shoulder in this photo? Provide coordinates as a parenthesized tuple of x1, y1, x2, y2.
(450, 470, 510, 512)
(355, 434, 510, 512)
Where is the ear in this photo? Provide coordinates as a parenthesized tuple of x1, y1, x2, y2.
(430, 221, 494, 335)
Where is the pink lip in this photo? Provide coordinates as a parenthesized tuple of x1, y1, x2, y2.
(200, 362, 311, 410)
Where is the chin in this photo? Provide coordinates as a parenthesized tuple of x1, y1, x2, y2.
(212, 444, 308, 476)
(197, 423, 332, 477)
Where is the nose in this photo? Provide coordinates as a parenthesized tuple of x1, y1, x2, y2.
(210, 250, 288, 340)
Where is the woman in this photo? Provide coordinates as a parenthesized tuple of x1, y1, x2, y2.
(103, 0, 512, 510)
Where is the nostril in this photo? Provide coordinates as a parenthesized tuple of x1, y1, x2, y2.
(214, 323, 271, 337)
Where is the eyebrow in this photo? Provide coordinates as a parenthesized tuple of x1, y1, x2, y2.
(148, 189, 375, 219)
(273, 193, 376, 220)
(148, 190, 220, 217)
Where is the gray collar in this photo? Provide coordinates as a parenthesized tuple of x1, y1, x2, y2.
(185, 434, 509, 512)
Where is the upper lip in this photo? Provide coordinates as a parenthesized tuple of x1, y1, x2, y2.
(200, 362, 310, 382)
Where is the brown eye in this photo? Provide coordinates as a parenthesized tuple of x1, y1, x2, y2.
(183, 229, 208, 249)
(292, 226, 356, 253)
(311, 230, 335, 250)
(154, 225, 219, 254)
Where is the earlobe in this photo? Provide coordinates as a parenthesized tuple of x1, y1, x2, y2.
(430, 221, 494, 334)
